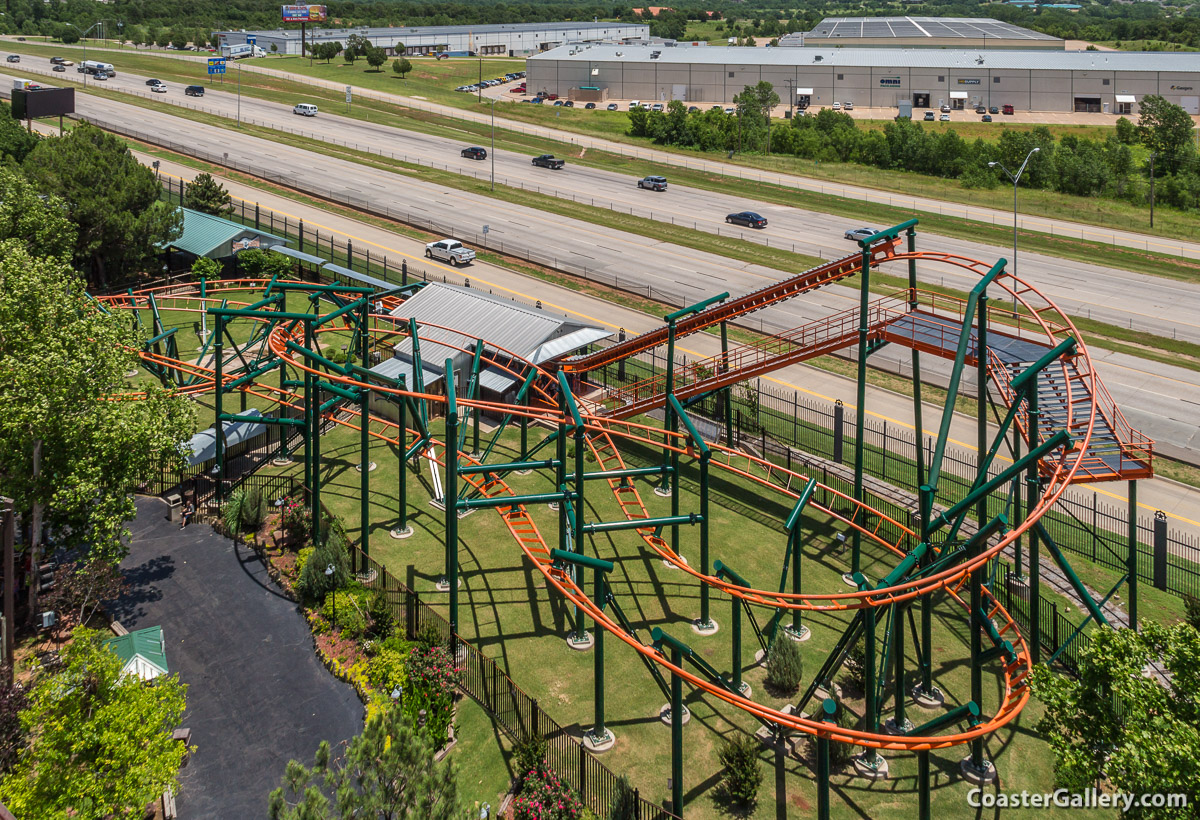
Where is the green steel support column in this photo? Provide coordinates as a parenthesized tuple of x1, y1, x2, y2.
(519, 385, 529, 461)
(473, 404, 480, 456)
(669, 645, 684, 816)
(659, 318, 677, 495)
(907, 226, 927, 492)
(851, 241, 872, 580)
(359, 390, 370, 570)
(721, 320, 733, 446)
(977, 295, 990, 531)
(444, 359, 460, 650)
(593, 566, 607, 742)
(891, 601, 910, 732)
(1026, 382, 1041, 666)
(276, 360, 291, 462)
(670, 439, 680, 556)
(309, 320, 322, 545)
(918, 750, 930, 820)
(790, 525, 803, 637)
(861, 576, 880, 769)
(731, 588, 742, 692)
(969, 512, 987, 772)
(1128, 480, 1139, 630)
(817, 698, 835, 820)
(1012, 424, 1024, 579)
(918, 485, 935, 698)
(394, 375, 411, 537)
(214, 314, 226, 502)
(699, 450, 712, 628)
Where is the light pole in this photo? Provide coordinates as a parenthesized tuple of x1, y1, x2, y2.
(236, 61, 242, 126)
(325, 564, 336, 624)
(489, 96, 496, 191)
(989, 147, 1040, 312)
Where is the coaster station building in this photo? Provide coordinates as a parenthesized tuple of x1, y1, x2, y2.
(526, 43, 1200, 114)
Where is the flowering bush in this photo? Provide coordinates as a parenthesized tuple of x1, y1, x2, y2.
(404, 645, 459, 749)
(280, 497, 311, 544)
(367, 648, 410, 693)
(321, 589, 370, 640)
(511, 769, 585, 820)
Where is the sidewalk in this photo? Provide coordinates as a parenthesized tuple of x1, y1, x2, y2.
(143, 154, 1200, 533)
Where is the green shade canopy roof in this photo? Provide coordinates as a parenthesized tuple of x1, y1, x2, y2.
(165, 207, 290, 259)
(103, 625, 168, 681)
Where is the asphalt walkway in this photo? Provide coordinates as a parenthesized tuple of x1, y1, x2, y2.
(114, 497, 363, 818)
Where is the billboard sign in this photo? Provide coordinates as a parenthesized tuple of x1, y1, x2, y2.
(282, 5, 327, 22)
(11, 87, 75, 120)
(208, 57, 226, 75)
(879, 76, 901, 87)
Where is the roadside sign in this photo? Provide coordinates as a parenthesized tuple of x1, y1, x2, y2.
(207, 57, 226, 75)
(482, 225, 489, 234)
(345, 85, 352, 103)
(247, 34, 257, 45)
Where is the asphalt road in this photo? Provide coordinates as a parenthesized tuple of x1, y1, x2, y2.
(10, 55, 1199, 347)
(114, 497, 363, 818)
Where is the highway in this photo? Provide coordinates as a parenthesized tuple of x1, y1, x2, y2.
(9, 55, 1200, 349)
(7, 64, 1200, 458)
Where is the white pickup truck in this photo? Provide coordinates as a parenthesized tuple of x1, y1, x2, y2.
(425, 238, 475, 266)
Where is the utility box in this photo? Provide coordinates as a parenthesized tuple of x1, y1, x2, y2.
(896, 100, 913, 120)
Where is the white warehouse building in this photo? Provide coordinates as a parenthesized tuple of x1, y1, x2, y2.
(218, 21, 650, 57)
(525, 44, 1200, 114)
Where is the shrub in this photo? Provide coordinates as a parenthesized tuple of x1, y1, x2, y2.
(764, 635, 803, 693)
(1184, 594, 1200, 630)
(607, 775, 637, 820)
(239, 484, 265, 532)
(294, 546, 314, 580)
(368, 588, 394, 636)
(842, 639, 867, 693)
(718, 733, 763, 807)
(512, 769, 584, 820)
(404, 644, 459, 749)
(296, 536, 350, 604)
(0, 671, 27, 774)
(280, 497, 310, 544)
(221, 488, 246, 534)
(415, 620, 445, 651)
(367, 648, 410, 693)
(379, 630, 413, 656)
(513, 733, 549, 786)
(321, 588, 369, 639)
(828, 704, 855, 769)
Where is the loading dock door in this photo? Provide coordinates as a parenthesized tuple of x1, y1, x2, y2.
(913, 92, 930, 108)
(1074, 97, 1102, 113)
(1182, 96, 1199, 115)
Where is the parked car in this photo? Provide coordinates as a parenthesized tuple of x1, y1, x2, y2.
(637, 175, 668, 191)
(461, 146, 487, 160)
(651, 102, 664, 112)
(532, 154, 565, 169)
(975, 106, 986, 114)
(923, 111, 935, 121)
(843, 101, 854, 110)
(940, 104, 951, 113)
(552, 100, 564, 106)
(562, 100, 574, 107)
(5, 55, 18, 63)
(724, 107, 735, 115)
(726, 211, 767, 228)
(1002, 104, 1014, 115)
(989, 106, 1000, 114)
(151, 82, 167, 92)
(607, 102, 619, 111)
(710, 105, 723, 112)
(146, 78, 163, 86)
(293, 103, 318, 116)
(844, 227, 877, 242)
(52, 65, 65, 72)
(185, 85, 205, 97)
(832, 101, 842, 110)
(425, 239, 475, 266)
(939, 112, 950, 122)
(584, 102, 596, 109)
(688, 105, 699, 113)
(531, 97, 544, 104)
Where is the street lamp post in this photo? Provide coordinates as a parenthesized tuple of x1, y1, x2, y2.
(988, 147, 1040, 312)
(490, 97, 496, 192)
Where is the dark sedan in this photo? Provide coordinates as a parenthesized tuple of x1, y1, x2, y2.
(461, 146, 487, 160)
(726, 211, 767, 228)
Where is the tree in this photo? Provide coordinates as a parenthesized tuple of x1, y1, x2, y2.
(43, 557, 128, 630)
(1031, 623, 1200, 814)
(345, 33, 370, 58)
(271, 43, 279, 55)
(0, 627, 188, 819)
(343, 47, 356, 65)
(0, 238, 193, 620)
(22, 123, 182, 286)
(1137, 95, 1198, 172)
(155, 30, 172, 48)
(0, 673, 27, 774)
(126, 25, 147, 49)
(268, 702, 460, 820)
(191, 255, 221, 281)
(236, 247, 293, 279)
(183, 171, 232, 215)
(364, 45, 387, 71)
(170, 30, 188, 50)
(0, 168, 71, 257)
(392, 57, 413, 79)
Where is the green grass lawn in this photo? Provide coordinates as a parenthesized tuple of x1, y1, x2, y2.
(235, 409, 1085, 819)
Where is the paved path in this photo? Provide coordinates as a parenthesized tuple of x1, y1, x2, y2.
(114, 497, 363, 818)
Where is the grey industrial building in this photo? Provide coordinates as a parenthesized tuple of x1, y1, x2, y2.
(780, 17, 1064, 50)
(218, 21, 650, 57)
(526, 44, 1200, 114)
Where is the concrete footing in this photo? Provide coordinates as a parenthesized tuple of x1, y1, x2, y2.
(691, 617, 719, 636)
(582, 728, 616, 753)
(566, 631, 594, 652)
(960, 757, 998, 785)
(852, 752, 890, 781)
(659, 704, 691, 726)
